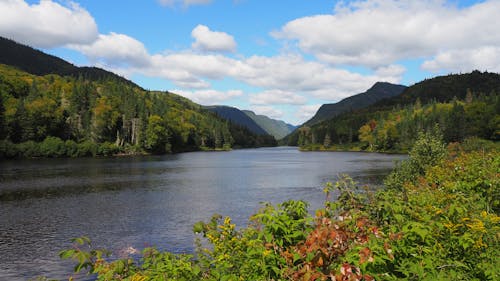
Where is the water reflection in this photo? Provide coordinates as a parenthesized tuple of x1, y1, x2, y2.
(0, 147, 405, 280)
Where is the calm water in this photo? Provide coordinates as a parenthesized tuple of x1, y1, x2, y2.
(0, 147, 405, 280)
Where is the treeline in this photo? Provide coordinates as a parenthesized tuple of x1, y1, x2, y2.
(286, 71, 500, 152)
(0, 64, 275, 158)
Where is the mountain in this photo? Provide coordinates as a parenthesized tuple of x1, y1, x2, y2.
(0, 36, 139, 88)
(0, 37, 276, 158)
(205, 106, 269, 136)
(243, 110, 297, 139)
(285, 71, 500, 151)
(305, 82, 407, 126)
(374, 70, 500, 107)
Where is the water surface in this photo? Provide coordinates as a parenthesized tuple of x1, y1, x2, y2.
(0, 147, 405, 280)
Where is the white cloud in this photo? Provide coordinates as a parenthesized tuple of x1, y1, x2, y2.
(237, 54, 401, 101)
(275, 0, 500, 68)
(249, 90, 307, 105)
(158, 0, 212, 8)
(422, 46, 500, 73)
(72, 32, 151, 67)
(249, 106, 284, 119)
(295, 104, 322, 124)
(191, 25, 237, 53)
(173, 89, 243, 105)
(0, 0, 98, 48)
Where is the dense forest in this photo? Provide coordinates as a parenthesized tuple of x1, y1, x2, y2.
(285, 71, 500, 152)
(0, 64, 275, 158)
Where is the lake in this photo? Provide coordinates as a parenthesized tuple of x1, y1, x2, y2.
(0, 147, 405, 280)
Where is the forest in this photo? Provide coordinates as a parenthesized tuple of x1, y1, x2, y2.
(285, 71, 500, 153)
(0, 64, 276, 158)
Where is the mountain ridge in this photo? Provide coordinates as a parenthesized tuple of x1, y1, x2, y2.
(0, 36, 140, 88)
(204, 105, 269, 136)
(242, 110, 297, 139)
(304, 82, 407, 126)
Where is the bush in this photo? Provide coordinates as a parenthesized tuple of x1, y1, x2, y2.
(385, 130, 447, 190)
(40, 136, 66, 157)
(0, 139, 17, 159)
(17, 140, 41, 158)
(64, 140, 79, 158)
(97, 142, 121, 156)
(77, 140, 98, 157)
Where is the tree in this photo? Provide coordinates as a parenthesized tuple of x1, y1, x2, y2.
(145, 115, 171, 154)
(358, 123, 374, 150)
(323, 133, 331, 148)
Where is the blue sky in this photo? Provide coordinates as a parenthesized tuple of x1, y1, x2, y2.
(1, 0, 499, 125)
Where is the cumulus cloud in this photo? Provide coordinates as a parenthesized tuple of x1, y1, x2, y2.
(275, 0, 500, 68)
(158, 0, 212, 8)
(86, 42, 402, 101)
(422, 46, 500, 73)
(172, 89, 243, 105)
(249, 106, 284, 119)
(191, 25, 237, 53)
(0, 0, 98, 48)
(295, 104, 322, 124)
(237, 54, 401, 101)
(71, 32, 151, 67)
(249, 90, 307, 105)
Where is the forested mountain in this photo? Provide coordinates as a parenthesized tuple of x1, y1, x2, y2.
(285, 71, 500, 152)
(0, 36, 138, 88)
(305, 82, 407, 126)
(243, 110, 296, 139)
(205, 105, 269, 135)
(0, 38, 276, 158)
(376, 70, 500, 107)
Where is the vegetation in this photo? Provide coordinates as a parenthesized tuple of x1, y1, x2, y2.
(52, 134, 499, 280)
(285, 71, 500, 153)
(0, 63, 276, 158)
(0, 37, 278, 158)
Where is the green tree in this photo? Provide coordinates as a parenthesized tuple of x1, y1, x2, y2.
(145, 115, 171, 154)
(385, 130, 446, 191)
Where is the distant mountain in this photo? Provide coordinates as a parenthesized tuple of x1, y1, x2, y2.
(243, 110, 297, 139)
(305, 82, 407, 126)
(205, 106, 269, 136)
(0, 36, 139, 88)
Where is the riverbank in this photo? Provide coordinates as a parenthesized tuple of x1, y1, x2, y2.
(298, 137, 499, 155)
(299, 142, 406, 154)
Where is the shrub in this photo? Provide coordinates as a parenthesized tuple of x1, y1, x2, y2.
(40, 136, 66, 157)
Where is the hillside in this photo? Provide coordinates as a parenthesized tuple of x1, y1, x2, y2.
(305, 82, 407, 126)
(0, 38, 276, 158)
(376, 70, 500, 107)
(285, 71, 500, 151)
(243, 110, 297, 139)
(205, 106, 269, 136)
(0, 36, 139, 88)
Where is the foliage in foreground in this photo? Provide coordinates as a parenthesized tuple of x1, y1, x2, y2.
(55, 135, 499, 280)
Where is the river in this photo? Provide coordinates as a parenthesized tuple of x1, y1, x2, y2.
(0, 147, 405, 280)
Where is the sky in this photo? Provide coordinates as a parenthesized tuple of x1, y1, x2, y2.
(0, 0, 499, 125)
